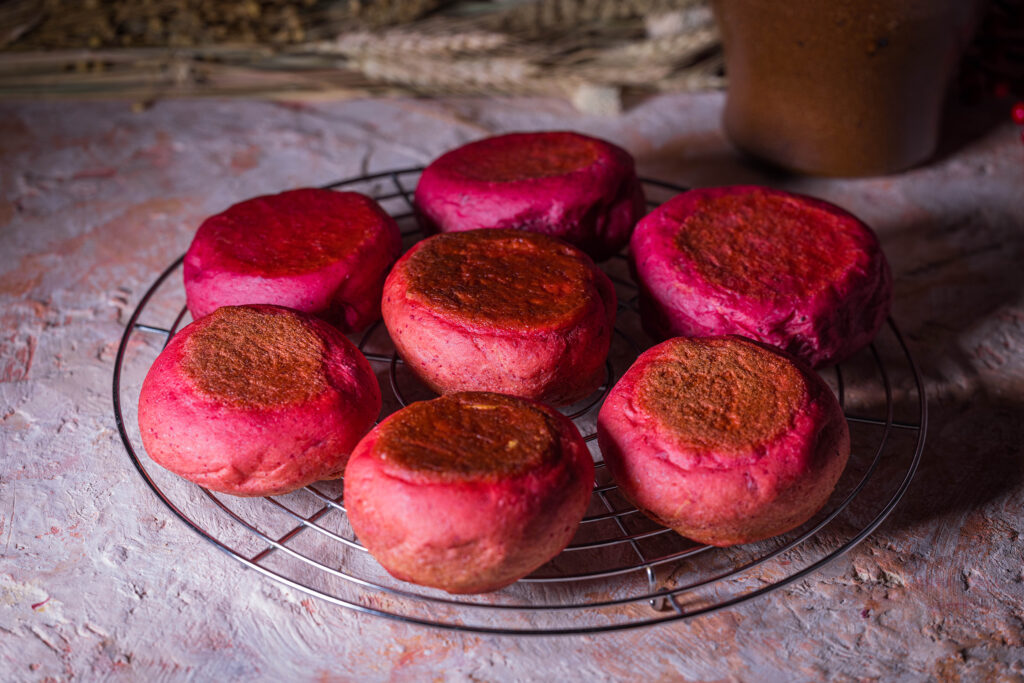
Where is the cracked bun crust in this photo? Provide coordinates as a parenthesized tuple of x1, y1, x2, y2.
(415, 131, 645, 260)
(382, 229, 617, 405)
(138, 305, 380, 497)
(597, 336, 850, 547)
(184, 188, 401, 332)
(344, 392, 595, 594)
(630, 185, 891, 367)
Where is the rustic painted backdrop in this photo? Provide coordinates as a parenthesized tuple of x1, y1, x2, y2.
(1, 93, 1022, 680)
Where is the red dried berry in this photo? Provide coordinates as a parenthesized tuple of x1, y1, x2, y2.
(1013, 102, 1024, 126)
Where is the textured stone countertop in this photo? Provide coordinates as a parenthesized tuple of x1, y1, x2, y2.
(1, 93, 1023, 681)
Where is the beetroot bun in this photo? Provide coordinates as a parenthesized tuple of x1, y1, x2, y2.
(597, 336, 849, 547)
(184, 188, 401, 332)
(382, 229, 616, 405)
(138, 305, 380, 497)
(344, 391, 594, 594)
(630, 185, 891, 367)
(415, 131, 645, 260)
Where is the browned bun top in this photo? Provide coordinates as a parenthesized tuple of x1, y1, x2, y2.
(404, 229, 596, 328)
(444, 132, 599, 183)
(182, 305, 326, 408)
(375, 392, 563, 483)
(637, 337, 808, 454)
(673, 190, 860, 301)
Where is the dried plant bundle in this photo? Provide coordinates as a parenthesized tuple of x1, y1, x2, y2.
(0, 0, 724, 114)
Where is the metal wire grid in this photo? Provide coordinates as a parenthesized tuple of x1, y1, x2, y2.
(112, 168, 927, 635)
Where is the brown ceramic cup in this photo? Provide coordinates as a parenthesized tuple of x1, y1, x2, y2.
(712, 0, 985, 176)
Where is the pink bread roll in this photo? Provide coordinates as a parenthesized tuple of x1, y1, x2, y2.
(344, 391, 594, 594)
(630, 185, 891, 367)
(597, 336, 849, 547)
(138, 305, 380, 497)
(415, 131, 645, 260)
(184, 188, 401, 332)
(382, 229, 616, 406)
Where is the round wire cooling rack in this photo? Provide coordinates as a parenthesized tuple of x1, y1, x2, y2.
(112, 168, 927, 635)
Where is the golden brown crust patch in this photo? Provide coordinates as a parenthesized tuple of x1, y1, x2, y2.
(637, 338, 807, 454)
(376, 392, 561, 482)
(404, 230, 593, 327)
(674, 192, 858, 300)
(447, 135, 598, 182)
(182, 306, 326, 408)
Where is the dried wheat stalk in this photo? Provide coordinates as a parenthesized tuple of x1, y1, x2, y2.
(599, 27, 718, 65)
(487, 0, 705, 36)
(5, 0, 457, 50)
(654, 53, 725, 91)
(314, 23, 510, 57)
(352, 52, 541, 91)
(644, 3, 714, 37)
(0, 0, 725, 112)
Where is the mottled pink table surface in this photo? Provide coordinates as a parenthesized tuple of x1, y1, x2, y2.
(1, 94, 1023, 681)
